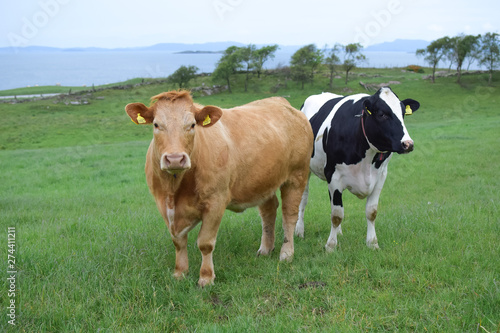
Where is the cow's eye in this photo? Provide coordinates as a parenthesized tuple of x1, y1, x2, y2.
(154, 123, 159, 128)
(191, 123, 196, 129)
(378, 113, 389, 120)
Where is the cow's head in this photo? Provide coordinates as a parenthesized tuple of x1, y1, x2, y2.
(362, 87, 419, 154)
(125, 90, 222, 175)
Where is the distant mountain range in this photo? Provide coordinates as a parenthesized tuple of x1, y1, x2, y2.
(0, 39, 430, 53)
(0, 42, 245, 53)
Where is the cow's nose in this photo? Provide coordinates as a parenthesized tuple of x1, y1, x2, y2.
(161, 153, 191, 172)
(402, 140, 414, 153)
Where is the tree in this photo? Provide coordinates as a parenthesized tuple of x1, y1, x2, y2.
(290, 44, 323, 89)
(324, 44, 341, 89)
(238, 44, 256, 92)
(212, 46, 242, 93)
(274, 63, 292, 90)
(479, 32, 500, 85)
(465, 41, 481, 71)
(167, 65, 199, 88)
(447, 34, 480, 83)
(252, 44, 279, 78)
(342, 43, 366, 85)
(444, 43, 455, 72)
(416, 37, 450, 83)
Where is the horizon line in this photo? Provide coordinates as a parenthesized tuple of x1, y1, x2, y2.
(0, 38, 431, 51)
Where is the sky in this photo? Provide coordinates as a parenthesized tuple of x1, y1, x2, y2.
(1, 0, 499, 49)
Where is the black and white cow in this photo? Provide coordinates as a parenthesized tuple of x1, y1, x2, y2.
(295, 87, 420, 251)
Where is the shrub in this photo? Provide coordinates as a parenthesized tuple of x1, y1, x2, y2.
(406, 65, 425, 73)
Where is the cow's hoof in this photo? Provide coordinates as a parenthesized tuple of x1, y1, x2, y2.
(325, 242, 338, 253)
(198, 276, 215, 288)
(257, 246, 274, 256)
(294, 226, 304, 238)
(173, 271, 187, 280)
(366, 238, 380, 250)
(279, 249, 294, 262)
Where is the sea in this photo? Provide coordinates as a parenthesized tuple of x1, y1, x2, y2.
(0, 50, 457, 91)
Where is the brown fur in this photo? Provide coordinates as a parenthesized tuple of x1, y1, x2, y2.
(331, 215, 343, 228)
(125, 90, 313, 287)
(368, 209, 378, 222)
(150, 90, 193, 105)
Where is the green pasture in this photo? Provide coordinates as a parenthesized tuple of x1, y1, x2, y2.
(0, 69, 499, 332)
(0, 78, 155, 97)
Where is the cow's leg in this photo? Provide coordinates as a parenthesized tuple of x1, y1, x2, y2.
(365, 196, 380, 249)
(294, 175, 310, 238)
(280, 178, 307, 262)
(257, 194, 279, 256)
(172, 233, 189, 279)
(196, 208, 225, 287)
(325, 184, 344, 252)
(160, 196, 190, 280)
(365, 180, 385, 250)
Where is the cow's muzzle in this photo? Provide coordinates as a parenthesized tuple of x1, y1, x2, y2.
(161, 153, 191, 174)
(401, 140, 414, 153)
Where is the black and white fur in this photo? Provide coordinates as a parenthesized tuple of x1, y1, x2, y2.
(295, 87, 420, 250)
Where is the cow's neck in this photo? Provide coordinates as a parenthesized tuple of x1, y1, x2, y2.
(360, 109, 383, 153)
(362, 141, 391, 169)
(356, 113, 390, 167)
(163, 171, 186, 196)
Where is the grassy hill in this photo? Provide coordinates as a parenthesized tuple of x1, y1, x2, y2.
(0, 68, 499, 332)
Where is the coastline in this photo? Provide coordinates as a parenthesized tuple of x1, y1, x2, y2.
(0, 50, 436, 91)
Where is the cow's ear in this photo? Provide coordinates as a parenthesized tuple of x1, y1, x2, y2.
(402, 99, 420, 115)
(195, 105, 223, 127)
(363, 99, 374, 115)
(125, 103, 154, 125)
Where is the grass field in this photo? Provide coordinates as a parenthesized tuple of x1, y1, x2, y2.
(1, 69, 499, 332)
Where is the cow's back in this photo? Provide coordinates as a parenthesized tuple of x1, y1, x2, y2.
(303, 93, 372, 181)
(204, 97, 313, 208)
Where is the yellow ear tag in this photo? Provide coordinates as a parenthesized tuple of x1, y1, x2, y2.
(365, 108, 372, 115)
(136, 113, 146, 124)
(202, 114, 211, 126)
(405, 105, 413, 115)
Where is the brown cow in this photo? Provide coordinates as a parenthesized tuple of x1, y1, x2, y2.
(125, 90, 313, 287)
